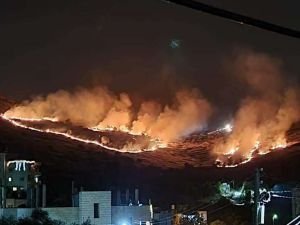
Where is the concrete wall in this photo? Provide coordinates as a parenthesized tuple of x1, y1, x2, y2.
(112, 206, 152, 225)
(0, 208, 33, 219)
(44, 207, 79, 224)
(79, 191, 112, 225)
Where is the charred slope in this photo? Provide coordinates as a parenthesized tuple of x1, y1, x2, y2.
(0, 115, 300, 206)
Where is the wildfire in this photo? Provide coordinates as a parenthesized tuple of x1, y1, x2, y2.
(0, 114, 167, 153)
(5, 116, 59, 123)
(2, 51, 299, 166)
(215, 138, 289, 168)
(270, 138, 287, 150)
(2, 110, 292, 168)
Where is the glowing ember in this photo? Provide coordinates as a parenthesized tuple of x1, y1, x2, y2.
(6, 117, 58, 122)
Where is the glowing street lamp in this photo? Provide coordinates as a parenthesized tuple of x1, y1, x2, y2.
(272, 214, 278, 225)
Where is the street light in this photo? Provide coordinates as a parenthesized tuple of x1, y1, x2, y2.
(272, 214, 278, 225)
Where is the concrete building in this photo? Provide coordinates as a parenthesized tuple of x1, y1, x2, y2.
(79, 191, 112, 225)
(0, 154, 153, 225)
(0, 153, 42, 208)
(0, 190, 153, 225)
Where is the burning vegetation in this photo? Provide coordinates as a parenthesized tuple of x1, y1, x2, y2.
(214, 51, 300, 167)
(2, 88, 212, 152)
(1, 51, 300, 167)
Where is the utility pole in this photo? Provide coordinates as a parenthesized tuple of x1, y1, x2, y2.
(253, 168, 261, 225)
(253, 168, 267, 225)
(0, 153, 6, 208)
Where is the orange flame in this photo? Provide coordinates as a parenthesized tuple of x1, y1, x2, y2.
(0, 114, 166, 153)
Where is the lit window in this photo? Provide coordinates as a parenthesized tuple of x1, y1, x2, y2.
(94, 203, 99, 218)
(13, 187, 17, 191)
(8, 177, 12, 182)
(34, 177, 38, 183)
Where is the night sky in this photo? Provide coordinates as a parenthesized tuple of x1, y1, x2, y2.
(1, 0, 299, 122)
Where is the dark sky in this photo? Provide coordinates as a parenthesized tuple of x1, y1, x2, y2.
(0, 0, 299, 118)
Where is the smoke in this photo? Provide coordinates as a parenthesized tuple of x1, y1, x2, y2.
(214, 50, 300, 160)
(4, 49, 299, 159)
(146, 89, 212, 141)
(4, 87, 212, 142)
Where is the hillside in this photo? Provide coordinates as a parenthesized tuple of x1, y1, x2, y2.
(1, 95, 300, 206)
(0, 113, 300, 206)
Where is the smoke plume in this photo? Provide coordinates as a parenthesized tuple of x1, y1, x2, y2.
(214, 51, 300, 161)
(4, 87, 212, 142)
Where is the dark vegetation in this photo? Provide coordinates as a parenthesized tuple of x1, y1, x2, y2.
(0, 209, 90, 225)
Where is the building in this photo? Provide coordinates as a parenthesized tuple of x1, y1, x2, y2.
(0, 191, 153, 225)
(0, 154, 153, 224)
(0, 153, 42, 208)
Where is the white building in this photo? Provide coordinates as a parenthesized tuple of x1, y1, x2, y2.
(0, 191, 153, 225)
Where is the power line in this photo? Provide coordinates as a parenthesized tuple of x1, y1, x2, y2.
(164, 0, 300, 39)
(207, 203, 231, 215)
(152, 202, 212, 224)
(152, 200, 228, 224)
(272, 194, 300, 200)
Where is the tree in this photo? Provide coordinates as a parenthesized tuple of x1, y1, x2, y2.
(0, 216, 17, 225)
(17, 209, 66, 225)
(17, 218, 37, 225)
(31, 209, 51, 224)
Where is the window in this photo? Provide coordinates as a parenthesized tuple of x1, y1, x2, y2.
(8, 177, 12, 182)
(20, 177, 24, 181)
(94, 203, 99, 218)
